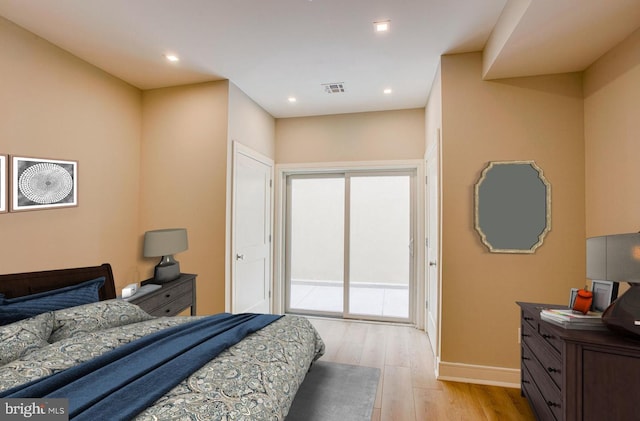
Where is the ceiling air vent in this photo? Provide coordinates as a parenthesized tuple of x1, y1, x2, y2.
(322, 82, 345, 94)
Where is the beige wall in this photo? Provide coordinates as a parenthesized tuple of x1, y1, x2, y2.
(425, 66, 442, 153)
(437, 53, 585, 371)
(1, 17, 277, 316)
(584, 27, 640, 237)
(0, 17, 142, 288)
(227, 82, 276, 159)
(140, 81, 230, 315)
(275, 109, 425, 163)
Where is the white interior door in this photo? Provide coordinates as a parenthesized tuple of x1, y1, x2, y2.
(232, 142, 273, 314)
(426, 143, 440, 355)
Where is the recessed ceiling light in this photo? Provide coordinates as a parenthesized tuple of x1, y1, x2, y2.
(165, 54, 180, 62)
(288, 97, 297, 103)
(374, 20, 390, 33)
(384, 88, 393, 95)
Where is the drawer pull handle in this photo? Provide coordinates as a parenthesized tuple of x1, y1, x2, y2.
(522, 356, 530, 361)
(547, 401, 561, 408)
(547, 367, 560, 374)
(524, 317, 534, 321)
(165, 308, 171, 313)
(542, 333, 554, 339)
(522, 333, 531, 337)
(522, 380, 530, 384)
(165, 294, 171, 298)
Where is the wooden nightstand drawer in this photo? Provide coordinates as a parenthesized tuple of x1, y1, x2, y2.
(146, 292, 193, 317)
(131, 273, 197, 317)
(155, 279, 193, 303)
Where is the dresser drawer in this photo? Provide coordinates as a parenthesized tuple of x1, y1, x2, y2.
(522, 322, 563, 389)
(522, 363, 557, 421)
(522, 309, 538, 331)
(538, 321, 563, 354)
(523, 341, 562, 420)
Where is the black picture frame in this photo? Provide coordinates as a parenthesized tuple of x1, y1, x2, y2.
(591, 280, 619, 312)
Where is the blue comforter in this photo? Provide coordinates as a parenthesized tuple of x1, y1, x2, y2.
(1, 312, 281, 420)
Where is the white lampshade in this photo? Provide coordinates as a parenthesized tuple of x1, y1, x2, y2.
(143, 228, 188, 257)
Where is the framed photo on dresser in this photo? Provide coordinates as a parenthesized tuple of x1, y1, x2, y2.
(591, 280, 618, 312)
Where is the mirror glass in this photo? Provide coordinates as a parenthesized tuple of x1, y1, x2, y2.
(474, 161, 551, 253)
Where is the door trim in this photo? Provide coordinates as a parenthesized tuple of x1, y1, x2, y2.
(274, 159, 424, 325)
(425, 135, 442, 361)
(229, 141, 274, 313)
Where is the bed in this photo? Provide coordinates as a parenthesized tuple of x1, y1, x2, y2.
(0, 264, 325, 420)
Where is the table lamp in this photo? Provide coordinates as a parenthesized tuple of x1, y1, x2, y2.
(143, 228, 188, 283)
(588, 233, 640, 337)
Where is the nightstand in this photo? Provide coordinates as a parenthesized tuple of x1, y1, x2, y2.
(130, 273, 197, 317)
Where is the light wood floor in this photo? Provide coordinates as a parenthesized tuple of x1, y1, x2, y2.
(308, 317, 536, 421)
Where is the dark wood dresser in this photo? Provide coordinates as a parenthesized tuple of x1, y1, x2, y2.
(131, 273, 197, 317)
(517, 302, 640, 421)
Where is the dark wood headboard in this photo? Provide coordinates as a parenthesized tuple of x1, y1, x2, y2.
(0, 263, 117, 300)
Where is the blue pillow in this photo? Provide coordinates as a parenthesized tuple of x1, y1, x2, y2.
(0, 277, 105, 325)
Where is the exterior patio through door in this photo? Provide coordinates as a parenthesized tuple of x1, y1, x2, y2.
(285, 170, 415, 323)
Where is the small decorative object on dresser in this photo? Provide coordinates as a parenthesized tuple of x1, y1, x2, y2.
(571, 287, 593, 314)
(518, 302, 640, 421)
(129, 273, 197, 317)
(10, 156, 78, 212)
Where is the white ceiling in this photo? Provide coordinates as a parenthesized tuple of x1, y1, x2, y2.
(1, 0, 639, 118)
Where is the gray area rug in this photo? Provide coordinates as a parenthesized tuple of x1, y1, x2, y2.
(286, 361, 380, 421)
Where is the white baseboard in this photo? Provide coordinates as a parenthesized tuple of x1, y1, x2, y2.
(436, 360, 521, 388)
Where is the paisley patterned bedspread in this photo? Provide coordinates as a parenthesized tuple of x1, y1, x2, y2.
(0, 300, 325, 420)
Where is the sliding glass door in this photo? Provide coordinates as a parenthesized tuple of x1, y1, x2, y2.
(287, 175, 345, 314)
(285, 170, 414, 322)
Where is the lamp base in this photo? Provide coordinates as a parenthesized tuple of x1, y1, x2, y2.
(153, 255, 181, 283)
(602, 283, 640, 338)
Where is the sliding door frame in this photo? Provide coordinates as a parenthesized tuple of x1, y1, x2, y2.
(274, 160, 425, 327)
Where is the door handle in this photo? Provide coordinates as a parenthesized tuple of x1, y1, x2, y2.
(236, 254, 245, 261)
(429, 261, 437, 266)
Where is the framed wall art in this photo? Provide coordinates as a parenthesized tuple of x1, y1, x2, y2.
(0, 155, 6, 213)
(10, 156, 78, 212)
